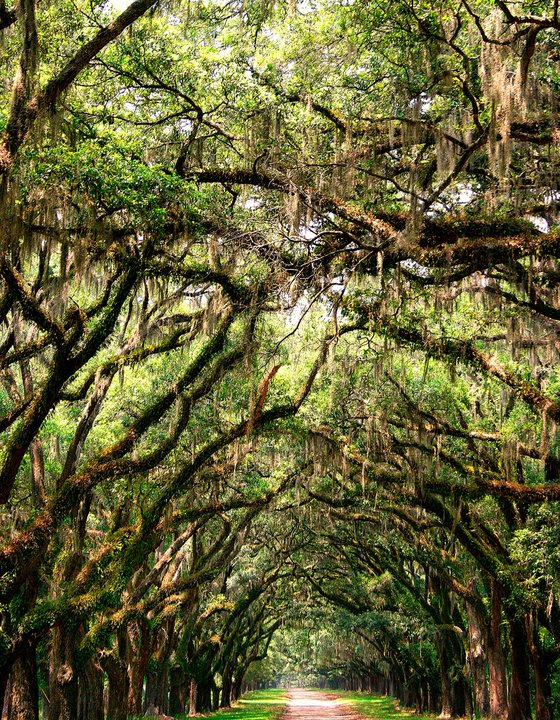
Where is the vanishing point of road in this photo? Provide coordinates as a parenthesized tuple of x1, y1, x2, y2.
(282, 689, 363, 720)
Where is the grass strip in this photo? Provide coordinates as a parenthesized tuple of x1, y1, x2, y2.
(336, 690, 439, 719)
(200, 689, 288, 720)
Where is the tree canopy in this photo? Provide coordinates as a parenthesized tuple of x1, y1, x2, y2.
(1, 1, 560, 719)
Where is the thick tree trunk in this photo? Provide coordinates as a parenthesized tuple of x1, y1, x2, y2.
(144, 665, 169, 716)
(49, 500, 90, 720)
(452, 672, 467, 717)
(7, 643, 39, 720)
(507, 617, 532, 720)
(77, 659, 103, 720)
(1, 677, 9, 720)
(437, 638, 453, 719)
(233, 668, 245, 701)
(157, 666, 170, 714)
(126, 621, 151, 717)
(143, 619, 174, 715)
(103, 655, 129, 720)
(169, 665, 188, 716)
(221, 668, 233, 708)
(526, 612, 553, 720)
(4, 572, 39, 720)
(488, 583, 508, 719)
(466, 598, 490, 717)
(49, 627, 79, 720)
(197, 681, 211, 713)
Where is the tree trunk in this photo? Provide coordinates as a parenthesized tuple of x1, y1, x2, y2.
(211, 683, 220, 711)
(452, 672, 467, 717)
(143, 619, 173, 715)
(2, 677, 10, 720)
(221, 668, 233, 708)
(49, 627, 79, 720)
(169, 665, 188, 716)
(127, 620, 151, 717)
(48, 505, 90, 720)
(5, 572, 39, 720)
(77, 660, 104, 720)
(526, 612, 553, 720)
(157, 666, 169, 715)
(188, 678, 197, 717)
(144, 665, 169, 716)
(488, 582, 508, 719)
(103, 654, 129, 720)
(197, 681, 211, 713)
(233, 668, 245, 701)
(7, 643, 39, 720)
(437, 638, 453, 719)
(466, 597, 490, 717)
(507, 617, 532, 720)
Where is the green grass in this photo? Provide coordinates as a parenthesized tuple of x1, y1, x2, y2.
(201, 689, 288, 720)
(335, 690, 439, 719)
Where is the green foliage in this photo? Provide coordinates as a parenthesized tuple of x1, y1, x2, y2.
(2, 0, 560, 714)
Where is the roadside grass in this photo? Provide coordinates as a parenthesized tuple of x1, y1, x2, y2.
(197, 689, 288, 720)
(335, 690, 439, 719)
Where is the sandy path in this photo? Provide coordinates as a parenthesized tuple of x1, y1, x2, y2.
(282, 689, 362, 720)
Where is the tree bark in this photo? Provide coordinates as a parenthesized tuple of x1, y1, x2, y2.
(436, 629, 459, 719)
(1, 676, 9, 720)
(103, 654, 129, 720)
(233, 668, 245, 702)
(466, 596, 490, 717)
(197, 680, 211, 713)
(144, 620, 173, 715)
(49, 626, 79, 720)
(7, 642, 39, 720)
(127, 620, 151, 717)
(169, 665, 188, 716)
(221, 667, 233, 708)
(188, 678, 197, 717)
(507, 617, 532, 720)
(488, 582, 508, 719)
(526, 611, 553, 720)
(77, 660, 104, 720)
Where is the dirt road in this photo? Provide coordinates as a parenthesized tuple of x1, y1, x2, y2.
(282, 689, 362, 720)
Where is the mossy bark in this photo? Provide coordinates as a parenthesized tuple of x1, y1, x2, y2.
(6, 642, 39, 720)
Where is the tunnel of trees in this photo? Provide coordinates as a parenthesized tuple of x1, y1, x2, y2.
(1, 0, 560, 718)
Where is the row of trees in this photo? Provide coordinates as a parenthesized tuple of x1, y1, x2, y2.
(1, 0, 560, 718)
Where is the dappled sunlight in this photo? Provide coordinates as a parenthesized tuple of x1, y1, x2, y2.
(289, 697, 340, 707)
(282, 690, 359, 720)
